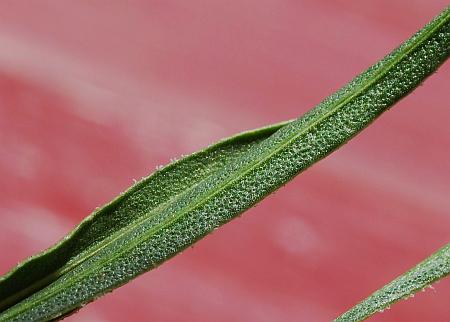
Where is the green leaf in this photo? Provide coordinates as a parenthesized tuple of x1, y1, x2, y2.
(1, 6, 450, 322)
(0, 119, 293, 314)
(335, 243, 450, 321)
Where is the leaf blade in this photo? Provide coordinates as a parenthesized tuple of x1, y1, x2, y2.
(0, 119, 294, 312)
(335, 243, 450, 321)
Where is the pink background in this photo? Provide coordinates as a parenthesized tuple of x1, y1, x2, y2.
(0, 1, 449, 321)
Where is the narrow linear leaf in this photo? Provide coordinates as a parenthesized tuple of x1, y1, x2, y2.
(1, 6, 450, 322)
(335, 243, 450, 321)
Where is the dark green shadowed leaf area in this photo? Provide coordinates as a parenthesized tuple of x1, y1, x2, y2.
(1, 5, 450, 322)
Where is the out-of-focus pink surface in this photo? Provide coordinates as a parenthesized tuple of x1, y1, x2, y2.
(0, 1, 449, 321)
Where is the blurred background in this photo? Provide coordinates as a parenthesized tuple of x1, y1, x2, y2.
(0, 1, 449, 321)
